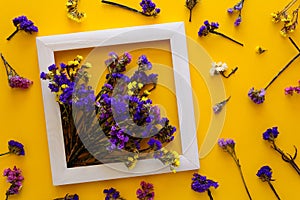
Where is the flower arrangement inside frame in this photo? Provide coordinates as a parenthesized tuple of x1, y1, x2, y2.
(40, 52, 180, 172)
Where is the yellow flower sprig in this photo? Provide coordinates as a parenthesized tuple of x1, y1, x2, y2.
(66, 0, 86, 22)
(271, 0, 297, 23)
(281, 5, 300, 36)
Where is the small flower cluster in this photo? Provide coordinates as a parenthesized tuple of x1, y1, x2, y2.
(0, 53, 33, 89)
(198, 20, 219, 37)
(54, 194, 79, 200)
(3, 166, 24, 200)
(136, 181, 155, 200)
(140, 0, 160, 16)
(104, 181, 154, 200)
(7, 15, 38, 40)
(248, 88, 266, 104)
(227, 0, 245, 26)
(271, 0, 300, 36)
(209, 62, 228, 76)
(285, 80, 300, 95)
(7, 140, 25, 156)
(191, 173, 219, 193)
(256, 166, 273, 182)
(66, 0, 86, 22)
(40, 55, 93, 106)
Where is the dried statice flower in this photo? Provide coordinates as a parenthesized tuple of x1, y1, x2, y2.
(248, 37, 300, 104)
(1, 53, 33, 89)
(103, 188, 126, 200)
(256, 166, 281, 200)
(280, 5, 300, 37)
(0, 140, 25, 156)
(263, 127, 300, 175)
(271, 0, 297, 23)
(101, 0, 160, 17)
(136, 181, 155, 200)
(227, 0, 245, 26)
(54, 194, 79, 200)
(198, 20, 244, 46)
(213, 96, 231, 114)
(186, 0, 198, 22)
(218, 138, 252, 200)
(248, 88, 266, 104)
(191, 173, 219, 199)
(3, 166, 24, 200)
(66, 0, 86, 22)
(210, 62, 238, 78)
(7, 15, 38, 40)
(284, 80, 300, 95)
(255, 46, 267, 54)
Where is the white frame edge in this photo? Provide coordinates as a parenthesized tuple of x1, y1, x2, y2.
(36, 22, 199, 186)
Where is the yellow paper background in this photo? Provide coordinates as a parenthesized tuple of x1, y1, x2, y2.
(0, 0, 299, 199)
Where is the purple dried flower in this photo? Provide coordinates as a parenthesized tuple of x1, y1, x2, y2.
(285, 86, 295, 95)
(227, 8, 234, 14)
(7, 140, 25, 156)
(147, 138, 162, 150)
(234, 16, 242, 26)
(3, 166, 24, 199)
(103, 187, 124, 200)
(9, 75, 33, 89)
(7, 15, 38, 40)
(138, 55, 152, 70)
(248, 88, 265, 104)
(256, 166, 281, 199)
(263, 127, 279, 141)
(191, 173, 218, 199)
(136, 181, 155, 200)
(285, 80, 300, 95)
(256, 166, 273, 181)
(1, 54, 33, 89)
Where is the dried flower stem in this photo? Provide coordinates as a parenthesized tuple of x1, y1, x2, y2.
(0, 152, 10, 156)
(267, 181, 281, 200)
(220, 67, 238, 78)
(210, 30, 244, 46)
(229, 152, 252, 200)
(101, 0, 149, 16)
(0, 53, 18, 78)
(6, 29, 19, 41)
(265, 37, 300, 90)
(271, 141, 300, 175)
(207, 189, 214, 200)
(282, 0, 298, 14)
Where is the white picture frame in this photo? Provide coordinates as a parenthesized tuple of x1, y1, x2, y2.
(36, 22, 199, 186)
